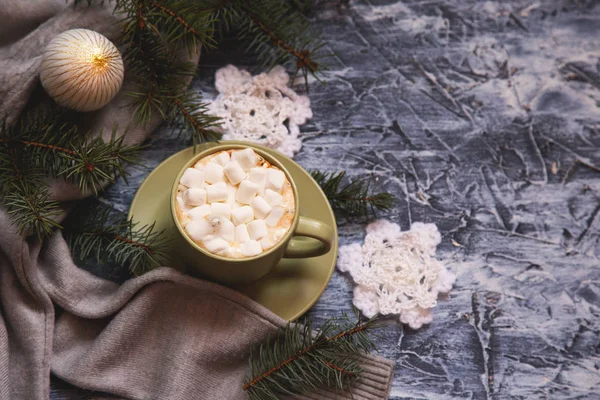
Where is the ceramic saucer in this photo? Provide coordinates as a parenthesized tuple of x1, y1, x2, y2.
(127, 141, 338, 321)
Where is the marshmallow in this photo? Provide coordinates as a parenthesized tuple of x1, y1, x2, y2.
(232, 148, 257, 171)
(223, 161, 246, 185)
(266, 169, 285, 192)
(203, 237, 230, 255)
(241, 240, 262, 257)
(211, 202, 231, 219)
(235, 224, 251, 243)
(185, 218, 213, 242)
(201, 234, 218, 243)
(264, 189, 283, 206)
(273, 229, 286, 242)
(249, 167, 267, 195)
(204, 162, 225, 184)
(247, 219, 268, 240)
(180, 168, 204, 188)
(249, 167, 268, 187)
(206, 182, 228, 202)
(177, 197, 191, 213)
(180, 148, 296, 259)
(183, 188, 206, 207)
(213, 151, 230, 166)
(209, 215, 235, 242)
(265, 206, 285, 227)
(260, 236, 275, 250)
(236, 180, 259, 204)
(231, 206, 254, 225)
(227, 247, 243, 259)
(188, 204, 211, 220)
(250, 196, 272, 219)
(225, 183, 237, 206)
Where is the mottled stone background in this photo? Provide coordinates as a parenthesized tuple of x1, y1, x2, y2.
(52, 0, 600, 399)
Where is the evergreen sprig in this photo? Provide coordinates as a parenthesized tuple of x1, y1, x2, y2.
(3, 182, 62, 240)
(244, 313, 380, 400)
(167, 90, 222, 146)
(0, 109, 142, 238)
(1, 109, 142, 194)
(311, 170, 395, 218)
(144, 1, 219, 52)
(114, 0, 222, 143)
(64, 203, 169, 275)
(234, 0, 328, 86)
(0, 133, 62, 239)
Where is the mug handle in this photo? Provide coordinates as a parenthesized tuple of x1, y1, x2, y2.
(283, 216, 335, 258)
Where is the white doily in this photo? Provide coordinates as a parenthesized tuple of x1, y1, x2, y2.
(208, 65, 312, 157)
(338, 220, 455, 330)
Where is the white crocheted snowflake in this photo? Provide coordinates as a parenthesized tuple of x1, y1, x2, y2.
(338, 220, 455, 330)
(208, 65, 312, 157)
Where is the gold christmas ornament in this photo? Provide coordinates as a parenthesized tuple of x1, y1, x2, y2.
(39, 29, 124, 112)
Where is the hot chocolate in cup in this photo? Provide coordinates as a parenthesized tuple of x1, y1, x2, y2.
(171, 143, 334, 285)
(175, 147, 296, 259)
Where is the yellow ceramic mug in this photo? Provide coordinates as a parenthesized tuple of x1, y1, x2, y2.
(171, 143, 335, 285)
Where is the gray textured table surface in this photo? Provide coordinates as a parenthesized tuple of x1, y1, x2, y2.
(52, 1, 600, 399)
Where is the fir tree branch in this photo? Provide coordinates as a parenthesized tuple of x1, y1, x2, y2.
(57, 131, 143, 195)
(248, 12, 318, 73)
(5, 139, 76, 156)
(311, 170, 395, 218)
(0, 108, 142, 238)
(244, 313, 380, 400)
(2, 114, 143, 196)
(64, 202, 169, 275)
(234, 0, 328, 86)
(72, 0, 115, 6)
(209, 1, 241, 32)
(116, 1, 223, 144)
(4, 183, 63, 240)
(136, 0, 145, 29)
(322, 360, 354, 375)
(148, 0, 218, 52)
(0, 141, 62, 239)
(152, 1, 201, 35)
(169, 92, 222, 146)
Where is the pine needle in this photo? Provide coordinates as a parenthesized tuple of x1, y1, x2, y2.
(244, 312, 380, 400)
(64, 202, 169, 275)
(4, 181, 62, 240)
(115, 0, 224, 144)
(0, 108, 142, 239)
(311, 170, 395, 218)
(168, 91, 223, 146)
(234, 0, 329, 87)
